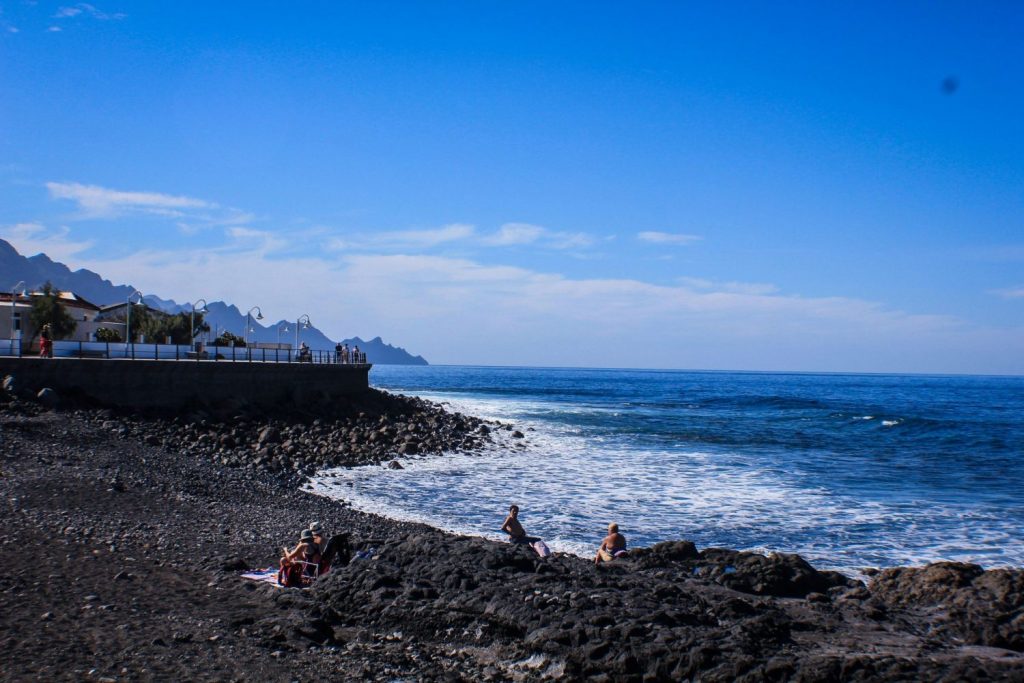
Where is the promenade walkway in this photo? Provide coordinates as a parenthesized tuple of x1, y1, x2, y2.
(0, 340, 368, 365)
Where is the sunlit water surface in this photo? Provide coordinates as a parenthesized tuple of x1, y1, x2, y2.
(309, 366, 1024, 574)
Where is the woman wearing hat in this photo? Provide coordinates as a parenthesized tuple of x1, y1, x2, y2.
(278, 528, 322, 587)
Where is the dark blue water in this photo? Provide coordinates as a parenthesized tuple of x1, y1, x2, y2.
(311, 366, 1024, 572)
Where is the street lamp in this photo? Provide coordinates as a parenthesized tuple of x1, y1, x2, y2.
(189, 298, 208, 349)
(245, 306, 264, 346)
(9, 281, 26, 344)
(294, 314, 311, 353)
(125, 290, 144, 345)
(276, 321, 289, 345)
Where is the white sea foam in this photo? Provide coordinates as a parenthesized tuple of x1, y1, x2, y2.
(309, 390, 1024, 575)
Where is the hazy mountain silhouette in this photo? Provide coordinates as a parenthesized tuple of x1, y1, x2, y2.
(0, 239, 428, 365)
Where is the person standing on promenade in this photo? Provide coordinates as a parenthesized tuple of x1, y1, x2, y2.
(39, 324, 53, 358)
(594, 523, 627, 564)
(335, 341, 343, 363)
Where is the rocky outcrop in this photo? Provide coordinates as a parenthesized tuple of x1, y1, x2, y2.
(868, 562, 1024, 651)
(72, 390, 496, 478)
(311, 530, 1023, 681)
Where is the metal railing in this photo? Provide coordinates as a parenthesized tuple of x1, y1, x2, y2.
(0, 340, 369, 365)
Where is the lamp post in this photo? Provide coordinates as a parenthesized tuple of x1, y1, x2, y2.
(125, 290, 144, 345)
(9, 281, 26, 344)
(245, 306, 264, 346)
(294, 314, 311, 353)
(276, 322, 289, 345)
(189, 298, 208, 349)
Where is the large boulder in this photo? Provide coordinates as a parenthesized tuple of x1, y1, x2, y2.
(869, 562, 1024, 651)
(694, 548, 859, 598)
(36, 387, 59, 408)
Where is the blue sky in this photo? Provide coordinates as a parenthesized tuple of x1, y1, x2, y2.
(1, 2, 1022, 373)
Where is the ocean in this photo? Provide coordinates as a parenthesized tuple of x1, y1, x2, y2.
(309, 366, 1024, 574)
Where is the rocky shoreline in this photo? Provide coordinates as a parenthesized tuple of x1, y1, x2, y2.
(1, 385, 1022, 681)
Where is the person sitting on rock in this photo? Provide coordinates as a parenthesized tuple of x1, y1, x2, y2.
(594, 523, 628, 565)
(278, 528, 321, 587)
(309, 521, 351, 574)
(501, 505, 540, 545)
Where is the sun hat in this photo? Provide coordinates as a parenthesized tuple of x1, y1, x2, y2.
(309, 522, 325, 535)
(299, 529, 315, 542)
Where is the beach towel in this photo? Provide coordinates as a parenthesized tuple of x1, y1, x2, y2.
(531, 540, 551, 558)
(240, 568, 283, 587)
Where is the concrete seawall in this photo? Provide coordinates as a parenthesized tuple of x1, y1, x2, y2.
(0, 357, 371, 410)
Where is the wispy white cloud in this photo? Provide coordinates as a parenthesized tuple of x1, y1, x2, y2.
(47, 181, 211, 218)
(637, 231, 702, 246)
(54, 4, 125, 20)
(380, 223, 475, 247)
(45, 181, 254, 235)
(327, 223, 475, 251)
(548, 231, 595, 250)
(991, 286, 1024, 300)
(483, 223, 544, 246)
(3, 223, 1021, 374)
(322, 221, 597, 254)
(47, 25, 62, 32)
(679, 276, 779, 296)
(0, 222, 94, 262)
(482, 222, 597, 251)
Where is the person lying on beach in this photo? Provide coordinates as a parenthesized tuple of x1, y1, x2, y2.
(278, 529, 322, 587)
(501, 505, 540, 544)
(309, 521, 351, 573)
(594, 523, 628, 565)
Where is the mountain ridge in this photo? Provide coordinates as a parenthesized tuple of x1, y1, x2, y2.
(0, 239, 428, 365)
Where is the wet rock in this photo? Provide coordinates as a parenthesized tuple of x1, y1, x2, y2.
(386, 460, 404, 470)
(36, 387, 58, 408)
